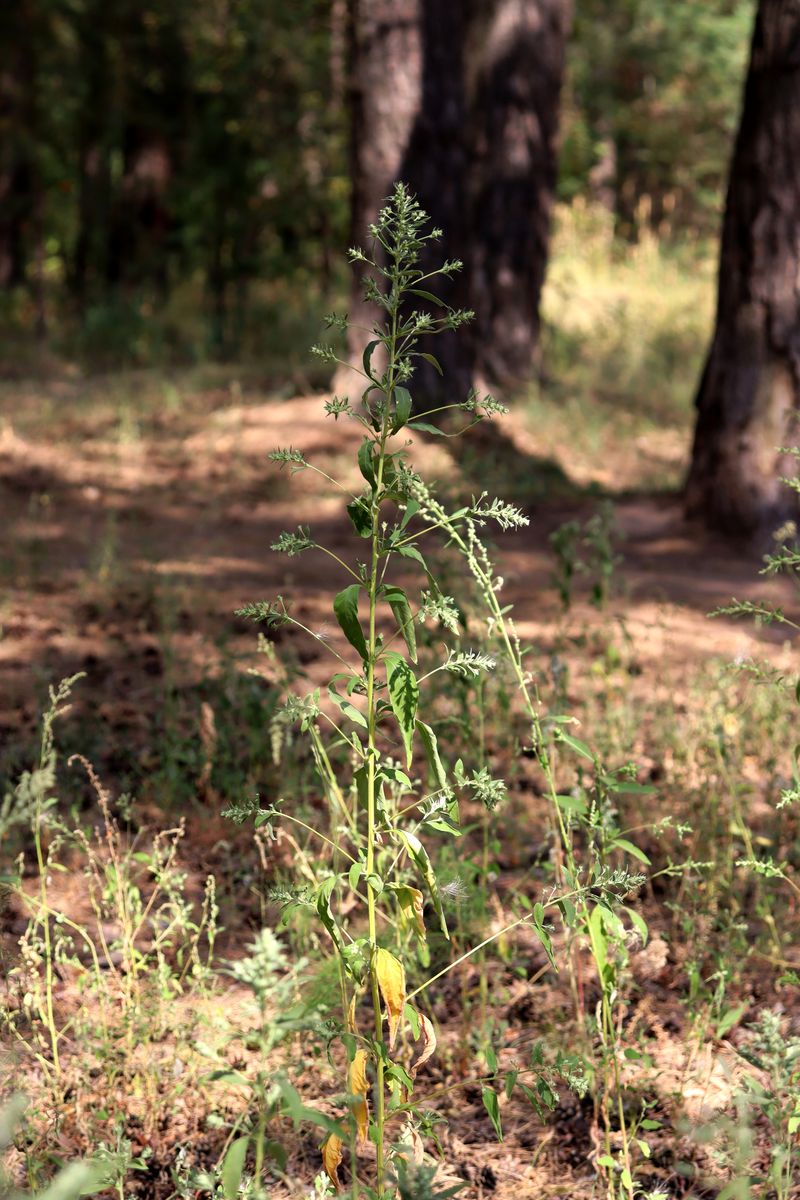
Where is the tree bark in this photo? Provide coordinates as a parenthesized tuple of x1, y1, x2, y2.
(468, 0, 570, 389)
(0, 1, 37, 292)
(71, 0, 113, 303)
(686, 0, 800, 536)
(348, 0, 425, 346)
(346, 0, 569, 398)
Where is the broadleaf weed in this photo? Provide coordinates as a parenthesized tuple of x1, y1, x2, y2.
(237, 184, 655, 1199)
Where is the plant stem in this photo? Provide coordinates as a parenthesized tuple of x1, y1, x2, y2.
(364, 345, 395, 1196)
(33, 771, 59, 1075)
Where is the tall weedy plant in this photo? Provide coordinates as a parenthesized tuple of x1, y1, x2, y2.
(236, 185, 583, 1196)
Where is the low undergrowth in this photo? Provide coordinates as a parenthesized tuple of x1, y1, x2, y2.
(1, 189, 799, 1200)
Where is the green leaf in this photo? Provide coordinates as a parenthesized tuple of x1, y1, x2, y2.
(221, 1135, 249, 1200)
(43, 1163, 108, 1200)
(334, 584, 368, 660)
(481, 1086, 503, 1141)
(408, 421, 445, 436)
(362, 338, 382, 381)
(385, 652, 419, 768)
(587, 906, 608, 976)
(399, 499, 420, 530)
(358, 438, 376, 486)
(532, 903, 556, 968)
(316, 876, 345, 954)
(393, 386, 412, 431)
(610, 781, 657, 796)
(405, 1003, 420, 1038)
(418, 351, 443, 375)
(715, 1001, 748, 1039)
(415, 719, 448, 793)
(625, 906, 649, 946)
(397, 543, 434, 582)
(278, 1079, 345, 1139)
(384, 585, 417, 662)
(554, 729, 594, 761)
(347, 497, 373, 539)
(328, 684, 368, 730)
(612, 838, 651, 865)
(385, 1062, 415, 1093)
(348, 861, 364, 889)
(555, 793, 588, 816)
(266, 1140, 287, 1170)
(206, 1069, 251, 1087)
(409, 290, 446, 309)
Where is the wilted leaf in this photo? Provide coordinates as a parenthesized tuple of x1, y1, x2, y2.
(375, 947, 406, 1049)
(395, 829, 449, 939)
(400, 1123, 425, 1164)
(348, 1048, 370, 1145)
(397, 885, 426, 938)
(322, 1134, 343, 1191)
(411, 1011, 437, 1079)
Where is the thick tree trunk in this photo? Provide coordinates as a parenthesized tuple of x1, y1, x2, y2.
(0, 2, 37, 292)
(397, 0, 473, 397)
(346, 0, 568, 398)
(686, 0, 800, 536)
(468, 0, 570, 389)
(347, 0, 425, 351)
(71, 0, 113, 303)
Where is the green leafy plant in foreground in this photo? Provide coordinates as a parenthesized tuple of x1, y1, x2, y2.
(708, 457, 800, 1198)
(236, 185, 656, 1199)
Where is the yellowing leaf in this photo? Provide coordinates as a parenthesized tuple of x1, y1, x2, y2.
(322, 1134, 343, 1191)
(401, 1122, 424, 1165)
(411, 1010, 437, 1079)
(375, 947, 406, 1049)
(397, 886, 426, 938)
(348, 1048, 370, 1145)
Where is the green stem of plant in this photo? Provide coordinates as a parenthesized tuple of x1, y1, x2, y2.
(364, 364, 396, 1196)
(255, 1109, 266, 1182)
(33, 794, 59, 1075)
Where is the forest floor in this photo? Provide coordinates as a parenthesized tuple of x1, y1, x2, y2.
(1, 365, 790, 805)
(2, 363, 799, 1199)
(2, 217, 799, 1200)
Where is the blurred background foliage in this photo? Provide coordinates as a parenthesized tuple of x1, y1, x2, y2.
(561, 0, 753, 236)
(0, 0, 753, 370)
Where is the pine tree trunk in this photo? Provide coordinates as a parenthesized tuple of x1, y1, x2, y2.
(347, 0, 426, 355)
(686, 0, 800, 535)
(468, 0, 570, 389)
(346, 0, 569, 398)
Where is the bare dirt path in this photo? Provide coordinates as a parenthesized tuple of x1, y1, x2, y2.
(1, 384, 793, 749)
(2, 379, 798, 1199)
